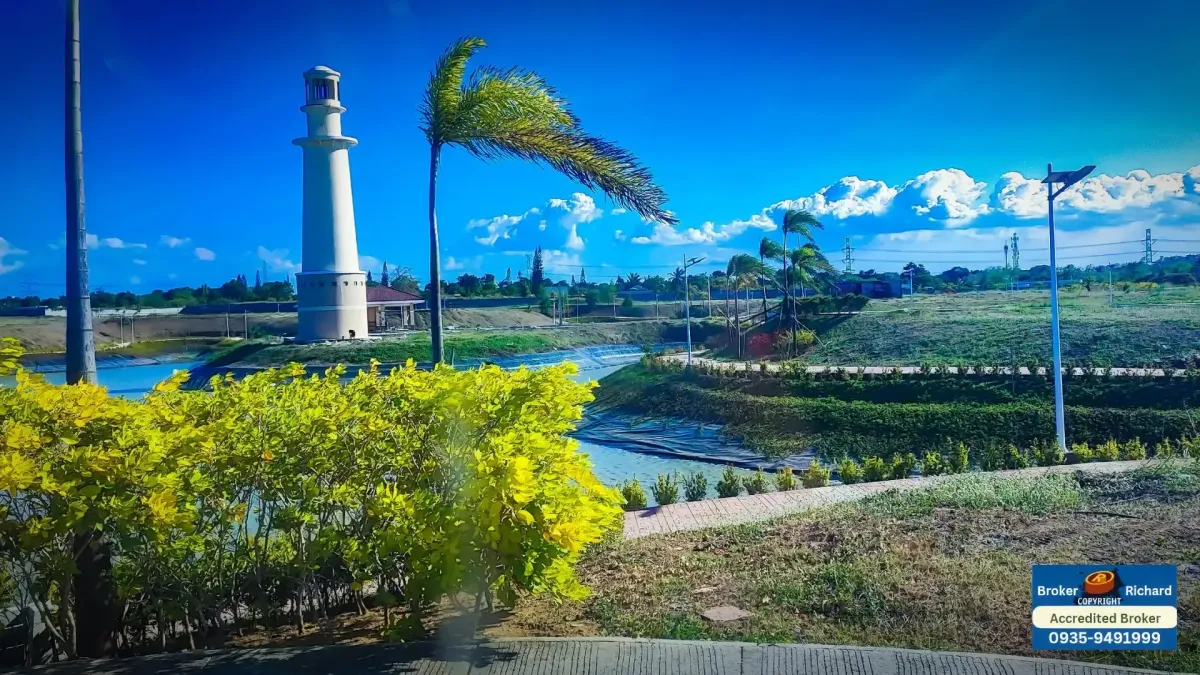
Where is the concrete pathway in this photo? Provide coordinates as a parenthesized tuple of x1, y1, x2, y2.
(624, 460, 1153, 539)
(24, 637, 1171, 674)
(664, 353, 1188, 378)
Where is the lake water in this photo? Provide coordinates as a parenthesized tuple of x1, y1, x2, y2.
(6, 350, 768, 505)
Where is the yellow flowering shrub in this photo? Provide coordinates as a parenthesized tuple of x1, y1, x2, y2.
(0, 336, 621, 652)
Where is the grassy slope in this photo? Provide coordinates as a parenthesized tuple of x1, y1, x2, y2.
(593, 364, 1199, 459)
(795, 289, 1200, 366)
(235, 322, 673, 366)
(496, 463, 1200, 673)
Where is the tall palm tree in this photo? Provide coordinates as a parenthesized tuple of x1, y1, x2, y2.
(420, 37, 675, 364)
(788, 243, 836, 355)
(758, 236, 784, 311)
(726, 254, 762, 358)
(780, 209, 822, 315)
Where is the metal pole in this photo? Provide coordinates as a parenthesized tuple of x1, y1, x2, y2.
(244, 311, 248, 338)
(1046, 163, 1067, 453)
(1108, 270, 1113, 306)
(684, 256, 693, 368)
(225, 311, 230, 338)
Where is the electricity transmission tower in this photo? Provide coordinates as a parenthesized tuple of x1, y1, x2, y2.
(842, 238, 854, 275)
(1142, 228, 1155, 263)
(1009, 233, 1020, 274)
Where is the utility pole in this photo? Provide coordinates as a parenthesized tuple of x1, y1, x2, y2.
(65, 0, 96, 386)
(1108, 269, 1113, 306)
(1043, 163, 1096, 453)
(244, 311, 249, 338)
(706, 275, 712, 316)
(1004, 243, 1010, 294)
(842, 238, 854, 275)
(682, 255, 706, 368)
(225, 311, 230, 338)
(1143, 228, 1154, 264)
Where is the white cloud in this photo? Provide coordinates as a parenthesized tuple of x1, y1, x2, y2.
(257, 246, 299, 272)
(611, 208, 628, 215)
(538, 220, 547, 231)
(104, 237, 147, 249)
(548, 193, 604, 250)
(159, 235, 191, 248)
(468, 207, 540, 246)
(614, 230, 626, 241)
(993, 165, 1197, 219)
(444, 255, 484, 271)
(770, 177, 897, 219)
(0, 237, 27, 275)
(541, 249, 582, 269)
(132, 258, 147, 266)
(1185, 165, 1200, 197)
(565, 224, 585, 250)
(194, 247, 216, 261)
(358, 255, 380, 271)
(631, 214, 775, 246)
(893, 168, 991, 223)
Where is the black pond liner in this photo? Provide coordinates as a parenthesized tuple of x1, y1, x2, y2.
(573, 409, 815, 472)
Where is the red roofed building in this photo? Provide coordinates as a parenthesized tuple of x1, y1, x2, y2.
(366, 285, 424, 331)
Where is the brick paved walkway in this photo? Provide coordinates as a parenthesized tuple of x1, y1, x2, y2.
(623, 460, 1153, 539)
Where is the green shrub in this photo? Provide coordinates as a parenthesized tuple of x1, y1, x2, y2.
(775, 466, 798, 491)
(651, 472, 680, 505)
(621, 480, 648, 511)
(862, 456, 889, 482)
(1120, 438, 1147, 460)
(980, 443, 1005, 471)
(802, 463, 830, 488)
(950, 442, 970, 473)
(1004, 444, 1028, 470)
(1094, 439, 1120, 461)
(682, 472, 708, 501)
(745, 469, 770, 495)
(1071, 442, 1094, 462)
(1153, 439, 1176, 459)
(921, 451, 945, 477)
(1031, 440, 1064, 467)
(837, 458, 863, 484)
(716, 467, 742, 498)
(1182, 437, 1199, 458)
(890, 453, 917, 479)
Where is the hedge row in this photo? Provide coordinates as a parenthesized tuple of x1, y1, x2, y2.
(599, 365, 1200, 459)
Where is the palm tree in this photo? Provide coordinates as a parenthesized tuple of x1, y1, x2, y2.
(726, 253, 762, 358)
(780, 209, 822, 317)
(420, 37, 675, 364)
(669, 267, 685, 314)
(758, 236, 784, 312)
(788, 243, 836, 355)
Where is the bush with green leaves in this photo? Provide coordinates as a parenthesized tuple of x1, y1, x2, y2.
(950, 442, 970, 473)
(1031, 440, 1064, 467)
(716, 467, 742, 498)
(921, 451, 945, 477)
(1094, 439, 1120, 461)
(1071, 442, 1094, 462)
(1153, 439, 1176, 459)
(890, 453, 917, 479)
(1121, 438, 1147, 460)
(801, 463, 830, 488)
(1004, 444, 1028, 470)
(651, 473, 679, 506)
(1182, 437, 1199, 458)
(745, 469, 770, 495)
(862, 456, 889, 482)
(837, 458, 864, 484)
(980, 443, 1005, 471)
(682, 472, 708, 501)
(775, 466, 798, 491)
(621, 480, 648, 511)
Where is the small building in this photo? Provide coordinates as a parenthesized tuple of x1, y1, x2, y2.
(366, 286, 424, 331)
(836, 279, 902, 298)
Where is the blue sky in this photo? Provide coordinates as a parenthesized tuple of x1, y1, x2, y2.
(2, 0, 1198, 295)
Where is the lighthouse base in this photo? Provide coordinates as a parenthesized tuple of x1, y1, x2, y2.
(295, 271, 369, 342)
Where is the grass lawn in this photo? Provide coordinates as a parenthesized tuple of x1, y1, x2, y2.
(494, 463, 1200, 673)
(233, 322, 672, 366)
(793, 288, 1200, 366)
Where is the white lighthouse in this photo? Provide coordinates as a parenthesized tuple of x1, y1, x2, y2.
(294, 66, 368, 342)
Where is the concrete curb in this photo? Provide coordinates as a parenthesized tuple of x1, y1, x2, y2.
(20, 637, 1173, 674)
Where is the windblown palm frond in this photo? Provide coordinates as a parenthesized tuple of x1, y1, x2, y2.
(759, 237, 784, 262)
(790, 244, 837, 287)
(782, 209, 823, 243)
(420, 37, 674, 224)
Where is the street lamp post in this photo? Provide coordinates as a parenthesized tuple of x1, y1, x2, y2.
(682, 255, 706, 368)
(1042, 163, 1095, 452)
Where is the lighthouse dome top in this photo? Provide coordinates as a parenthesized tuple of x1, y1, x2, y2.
(303, 65, 341, 80)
